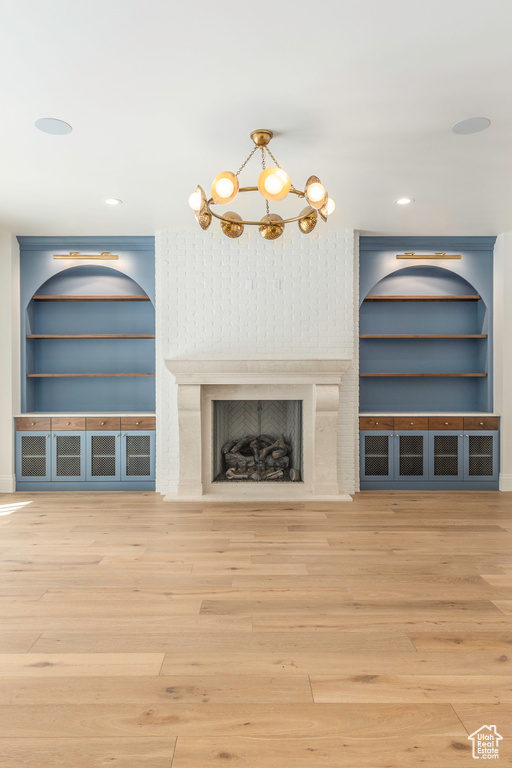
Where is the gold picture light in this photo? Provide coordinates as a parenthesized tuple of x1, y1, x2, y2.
(396, 252, 462, 260)
(53, 252, 119, 260)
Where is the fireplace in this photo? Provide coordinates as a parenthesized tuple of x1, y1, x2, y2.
(164, 359, 353, 501)
(212, 400, 303, 482)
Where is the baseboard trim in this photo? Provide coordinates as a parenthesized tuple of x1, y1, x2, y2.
(499, 474, 512, 492)
(0, 475, 16, 493)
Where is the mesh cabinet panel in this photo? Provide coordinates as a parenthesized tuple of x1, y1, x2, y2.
(21, 436, 47, 477)
(56, 435, 81, 477)
(126, 435, 151, 476)
(468, 435, 493, 476)
(399, 435, 423, 476)
(91, 435, 116, 476)
(434, 435, 459, 476)
(364, 435, 389, 476)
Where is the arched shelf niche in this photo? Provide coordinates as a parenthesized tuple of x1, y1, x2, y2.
(23, 265, 155, 413)
(360, 265, 491, 414)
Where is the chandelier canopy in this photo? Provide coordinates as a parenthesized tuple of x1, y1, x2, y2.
(188, 129, 335, 239)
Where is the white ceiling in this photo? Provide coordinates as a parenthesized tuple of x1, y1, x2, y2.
(1, 0, 512, 236)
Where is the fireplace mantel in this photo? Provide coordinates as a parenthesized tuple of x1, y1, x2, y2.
(164, 358, 353, 502)
(165, 358, 352, 385)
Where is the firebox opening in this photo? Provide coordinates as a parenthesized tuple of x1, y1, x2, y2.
(212, 400, 303, 482)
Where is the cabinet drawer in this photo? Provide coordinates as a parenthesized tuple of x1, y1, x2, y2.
(394, 417, 429, 430)
(86, 417, 121, 431)
(428, 417, 463, 430)
(16, 417, 51, 431)
(463, 417, 499, 431)
(51, 417, 86, 431)
(121, 417, 156, 430)
(359, 417, 394, 430)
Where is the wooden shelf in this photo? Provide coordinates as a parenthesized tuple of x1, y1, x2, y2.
(27, 373, 155, 378)
(360, 373, 487, 378)
(363, 295, 481, 302)
(360, 334, 487, 339)
(27, 334, 155, 339)
(32, 295, 151, 302)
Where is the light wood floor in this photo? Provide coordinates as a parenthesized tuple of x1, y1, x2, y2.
(0, 490, 511, 766)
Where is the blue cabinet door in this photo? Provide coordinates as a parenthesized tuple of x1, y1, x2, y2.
(120, 430, 155, 482)
(50, 431, 86, 482)
(464, 431, 499, 482)
(15, 431, 51, 481)
(360, 431, 393, 481)
(428, 431, 464, 482)
(86, 431, 121, 481)
(393, 431, 429, 481)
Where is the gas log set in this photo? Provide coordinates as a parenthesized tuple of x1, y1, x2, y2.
(218, 434, 301, 482)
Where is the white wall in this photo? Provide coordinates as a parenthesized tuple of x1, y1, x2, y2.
(0, 233, 20, 493)
(494, 233, 512, 491)
(155, 227, 358, 496)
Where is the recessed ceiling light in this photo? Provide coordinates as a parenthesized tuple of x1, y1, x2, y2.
(35, 118, 72, 135)
(395, 197, 414, 205)
(452, 117, 491, 135)
(105, 198, 123, 206)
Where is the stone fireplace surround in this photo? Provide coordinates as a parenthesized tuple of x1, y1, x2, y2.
(164, 359, 353, 501)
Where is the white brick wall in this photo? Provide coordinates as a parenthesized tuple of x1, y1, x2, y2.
(156, 227, 359, 495)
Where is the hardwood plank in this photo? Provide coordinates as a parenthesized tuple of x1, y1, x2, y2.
(492, 600, 512, 613)
(310, 674, 512, 703)
(453, 703, 512, 737)
(410, 632, 512, 652)
(0, 738, 176, 768)
(30, 630, 415, 654)
(0, 633, 41, 653)
(0, 702, 464, 738)
(0, 653, 164, 677)
(171, 735, 479, 766)
(160, 651, 512, 677)
(0, 674, 313, 704)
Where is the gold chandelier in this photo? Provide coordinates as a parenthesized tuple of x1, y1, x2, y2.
(188, 129, 335, 239)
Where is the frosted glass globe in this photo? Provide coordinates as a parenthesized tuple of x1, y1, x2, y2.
(326, 198, 336, 215)
(264, 173, 284, 195)
(188, 192, 202, 211)
(307, 182, 326, 202)
(215, 177, 235, 199)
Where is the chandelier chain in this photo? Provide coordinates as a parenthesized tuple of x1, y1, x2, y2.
(260, 149, 270, 217)
(264, 145, 280, 168)
(235, 145, 259, 176)
(265, 145, 298, 191)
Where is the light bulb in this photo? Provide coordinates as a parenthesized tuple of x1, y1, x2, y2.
(264, 173, 284, 195)
(326, 198, 336, 215)
(257, 167, 291, 201)
(188, 192, 202, 211)
(215, 177, 235, 199)
(395, 197, 414, 205)
(307, 182, 326, 202)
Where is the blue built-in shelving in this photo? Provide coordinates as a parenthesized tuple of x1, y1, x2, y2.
(18, 236, 155, 413)
(359, 236, 496, 414)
